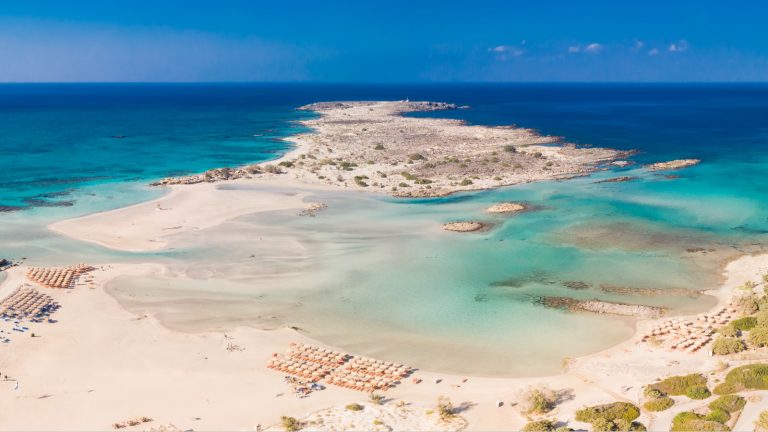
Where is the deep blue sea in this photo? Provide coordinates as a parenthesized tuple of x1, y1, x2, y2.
(2, 83, 768, 375)
(2, 83, 767, 214)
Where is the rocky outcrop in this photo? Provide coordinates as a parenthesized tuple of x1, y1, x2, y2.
(644, 159, 700, 172)
(594, 176, 638, 184)
(150, 165, 266, 186)
(298, 202, 328, 217)
(538, 296, 665, 319)
(442, 221, 485, 232)
(485, 202, 527, 214)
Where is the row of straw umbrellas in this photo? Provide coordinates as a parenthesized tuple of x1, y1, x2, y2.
(26, 264, 95, 289)
(0, 287, 58, 319)
(267, 342, 414, 392)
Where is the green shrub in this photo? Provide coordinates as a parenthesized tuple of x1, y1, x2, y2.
(749, 326, 768, 347)
(735, 294, 760, 315)
(643, 396, 674, 412)
(369, 393, 385, 405)
(373, 143, 385, 150)
(686, 385, 712, 400)
(651, 373, 708, 395)
(575, 402, 640, 424)
(671, 412, 728, 432)
(408, 153, 426, 161)
(731, 316, 758, 331)
(643, 387, 663, 399)
(709, 394, 746, 413)
(712, 336, 746, 355)
(398, 182, 409, 187)
(436, 396, 455, 421)
(554, 427, 573, 432)
(503, 144, 517, 153)
(414, 178, 433, 184)
(522, 420, 556, 432)
(704, 408, 730, 423)
(400, 171, 417, 180)
(756, 409, 768, 431)
(717, 325, 739, 337)
(281, 416, 301, 432)
(519, 386, 557, 416)
(713, 363, 768, 394)
(345, 403, 364, 411)
(459, 178, 473, 186)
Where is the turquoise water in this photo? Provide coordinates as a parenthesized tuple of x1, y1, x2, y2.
(3, 84, 768, 375)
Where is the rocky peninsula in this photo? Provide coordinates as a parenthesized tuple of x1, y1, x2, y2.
(152, 101, 630, 197)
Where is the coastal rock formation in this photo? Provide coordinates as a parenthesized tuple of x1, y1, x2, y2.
(538, 296, 665, 319)
(298, 202, 328, 217)
(600, 284, 701, 298)
(485, 202, 527, 214)
(594, 176, 638, 184)
(645, 159, 701, 171)
(152, 101, 630, 196)
(442, 221, 485, 232)
(150, 165, 265, 186)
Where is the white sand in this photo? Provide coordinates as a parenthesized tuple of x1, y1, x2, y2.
(10, 203, 768, 430)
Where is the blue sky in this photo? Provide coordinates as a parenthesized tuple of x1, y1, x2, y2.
(2, 1, 767, 82)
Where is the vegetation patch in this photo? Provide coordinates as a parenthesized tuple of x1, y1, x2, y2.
(643, 396, 674, 412)
(712, 336, 746, 355)
(731, 316, 758, 331)
(522, 420, 556, 432)
(713, 363, 768, 394)
(686, 385, 712, 400)
(650, 373, 709, 397)
(575, 402, 643, 431)
(345, 403, 364, 411)
(748, 326, 768, 347)
(280, 416, 302, 432)
(671, 412, 728, 432)
(709, 394, 746, 413)
(518, 386, 557, 416)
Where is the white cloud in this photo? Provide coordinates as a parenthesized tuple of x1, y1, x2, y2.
(488, 45, 525, 57)
(668, 40, 690, 52)
(569, 43, 602, 54)
(585, 43, 603, 53)
(488, 45, 524, 58)
(648, 48, 660, 56)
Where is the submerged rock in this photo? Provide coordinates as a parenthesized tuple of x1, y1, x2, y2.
(594, 176, 638, 184)
(442, 221, 485, 232)
(600, 284, 701, 298)
(562, 281, 591, 290)
(645, 159, 700, 171)
(537, 296, 665, 319)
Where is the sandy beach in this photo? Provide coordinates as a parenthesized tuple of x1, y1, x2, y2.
(1, 251, 767, 430)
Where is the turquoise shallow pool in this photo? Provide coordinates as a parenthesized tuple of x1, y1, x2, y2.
(3, 83, 768, 375)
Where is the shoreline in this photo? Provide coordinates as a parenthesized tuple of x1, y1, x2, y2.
(0, 252, 765, 430)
